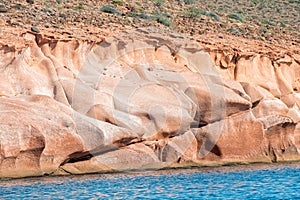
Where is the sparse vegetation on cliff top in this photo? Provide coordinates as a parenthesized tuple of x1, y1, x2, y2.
(0, 0, 299, 45)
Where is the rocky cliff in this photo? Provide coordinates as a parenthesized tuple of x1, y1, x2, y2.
(0, 28, 300, 178)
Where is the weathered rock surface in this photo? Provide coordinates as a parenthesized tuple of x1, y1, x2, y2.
(0, 28, 300, 178)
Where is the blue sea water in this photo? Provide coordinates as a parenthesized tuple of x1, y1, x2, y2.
(1, 163, 300, 199)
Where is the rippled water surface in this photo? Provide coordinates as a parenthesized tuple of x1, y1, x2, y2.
(1, 163, 300, 199)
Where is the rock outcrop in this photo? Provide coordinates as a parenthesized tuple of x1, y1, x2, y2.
(0, 28, 300, 178)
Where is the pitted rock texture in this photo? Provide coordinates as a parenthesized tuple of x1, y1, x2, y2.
(0, 29, 300, 178)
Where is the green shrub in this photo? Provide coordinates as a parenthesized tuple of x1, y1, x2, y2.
(261, 28, 268, 34)
(56, 5, 63, 9)
(112, 0, 124, 6)
(140, 12, 151, 20)
(258, 0, 266, 10)
(184, 7, 205, 18)
(205, 11, 220, 21)
(155, 14, 171, 26)
(12, 4, 22, 9)
(261, 18, 274, 26)
(100, 5, 122, 15)
(152, 0, 165, 6)
(134, 6, 144, 12)
(289, 0, 300, 3)
(184, 9, 220, 21)
(130, 12, 151, 20)
(227, 28, 241, 35)
(228, 13, 244, 22)
(280, 22, 286, 28)
(73, 5, 84, 10)
(184, 0, 195, 4)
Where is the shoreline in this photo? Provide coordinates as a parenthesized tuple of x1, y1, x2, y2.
(1, 160, 300, 182)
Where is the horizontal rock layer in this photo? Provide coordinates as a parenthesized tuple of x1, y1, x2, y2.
(0, 28, 300, 178)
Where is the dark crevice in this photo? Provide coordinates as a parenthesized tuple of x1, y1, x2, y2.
(57, 166, 73, 175)
(0, 45, 16, 53)
(157, 145, 163, 161)
(49, 42, 57, 50)
(102, 118, 118, 127)
(99, 40, 111, 48)
(117, 41, 127, 50)
(204, 136, 222, 157)
(177, 157, 181, 163)
(161, 132, 172, 138)
(3, 57, 16, 70)
(113, 137, 143, 147)
(233, 65, 238, 80)
(61, 137, 143, 165)
(282, 122, 292, 128)
(190, 111, 209, 128)
(232, 53, 240, 64)
(219, 64, 228, 69)
(293, 58, 300, 65)
(19, 148, 44, 154)
(223, 84, 250, 101)
(269, 146, 277, 162)
(210, 144, 222, 157)
(251, 99, 261, 109)
(161, 146, 168, 162)
(61, 144, 120, 165)
(190, 121, 208, 128)
(194, 130, 223, 159)
(60, 83, 72, 105)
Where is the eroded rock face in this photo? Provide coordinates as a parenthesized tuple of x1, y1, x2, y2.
(0, 28, 299, 178)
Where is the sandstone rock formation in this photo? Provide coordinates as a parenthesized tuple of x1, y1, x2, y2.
(0, 28, 299, 178)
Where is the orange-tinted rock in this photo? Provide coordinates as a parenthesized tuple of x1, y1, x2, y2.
(156, 131, 198, 163)
(193, 111, 267, 162)
(264, 123, 300, 162)
(258, 115, 293, 129)
(0, 96, 83, 177)
(60, 143, 163, 174)
(0, 28, 299, 178)
(287, 105, 300, 123)
(241, 82, 275, 103)
(235, 56, 281, 97)
(0, 95, 137, 177)
(281, 93, 300, 108)
(252, 99, 289, 118)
